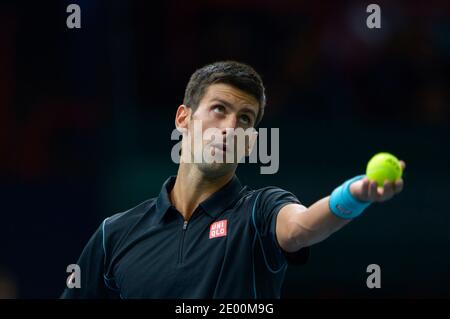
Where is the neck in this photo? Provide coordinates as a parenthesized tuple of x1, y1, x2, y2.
(170, 163, 234, 221)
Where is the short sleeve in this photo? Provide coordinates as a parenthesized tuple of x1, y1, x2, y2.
(60, 223, 119, 299)
(253, 187, 310, 269)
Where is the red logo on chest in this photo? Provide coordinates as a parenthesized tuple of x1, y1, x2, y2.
(209, 220, 227, 239)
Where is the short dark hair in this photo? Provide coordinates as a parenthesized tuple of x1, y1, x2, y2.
(183, 61, 266, 126)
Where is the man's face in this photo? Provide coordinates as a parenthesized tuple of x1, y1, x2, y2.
(176, 83, 260, 178)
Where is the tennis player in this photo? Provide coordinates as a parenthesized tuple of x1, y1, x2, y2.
(61, 61, 405, 298)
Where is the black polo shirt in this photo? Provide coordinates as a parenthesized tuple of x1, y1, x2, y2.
(61, 175, 310, 299)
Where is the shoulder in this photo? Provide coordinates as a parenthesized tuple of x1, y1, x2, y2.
(105, 198, 156, 225)
(249, 186, 302, 227)
(253, 186, 301, 204)
(234, 185, 301, 212)
(102, 197, 157, 242)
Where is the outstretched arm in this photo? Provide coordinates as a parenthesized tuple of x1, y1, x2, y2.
(276, 161, 406, 252)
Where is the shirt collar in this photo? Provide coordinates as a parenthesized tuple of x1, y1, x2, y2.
(155, 175, 176, 219)
(155, 174, 245, 222)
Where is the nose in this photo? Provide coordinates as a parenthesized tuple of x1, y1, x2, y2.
(221, 118, 242, 146)
(220, 115, 238, 133)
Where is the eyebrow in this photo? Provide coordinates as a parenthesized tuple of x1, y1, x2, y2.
(210, 98, 258, 121)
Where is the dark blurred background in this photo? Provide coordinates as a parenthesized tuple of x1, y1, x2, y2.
(1, 0, 449, 298)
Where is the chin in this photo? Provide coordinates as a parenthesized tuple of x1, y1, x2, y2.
(196, 162, 237, 179)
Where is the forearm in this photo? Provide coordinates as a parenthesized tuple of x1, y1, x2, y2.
(288, 196, 352, 249)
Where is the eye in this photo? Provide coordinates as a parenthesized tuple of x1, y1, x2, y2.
(239, 114, 251, 125)
(212, 105, 225, 114)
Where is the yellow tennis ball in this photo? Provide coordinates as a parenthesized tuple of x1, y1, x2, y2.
(366, 152, 402, 187)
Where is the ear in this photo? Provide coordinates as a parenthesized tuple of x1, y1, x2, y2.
(175, 105, 191, 131)
(246, 130, 258, 156)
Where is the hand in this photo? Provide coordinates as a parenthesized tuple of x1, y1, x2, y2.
(349, 161, 406, 202)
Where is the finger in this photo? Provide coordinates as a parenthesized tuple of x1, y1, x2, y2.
(399, 160, 406, 171)
(361, 177, 370, 198)
(368, 180, 378, 201)
(394, 178, 404, 194)
(379, 180, 394, 201)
